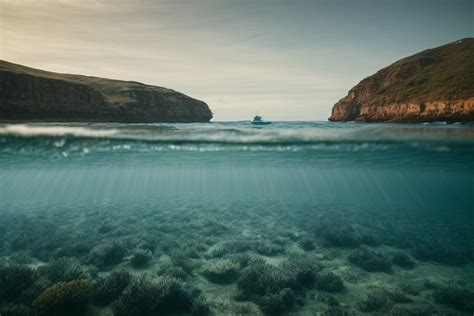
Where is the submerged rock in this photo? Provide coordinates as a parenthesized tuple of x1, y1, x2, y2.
(348, 247, 392, 272)
(32, 280, 91, 316)
(0, 60, 213, 123)
(0, 265, 36, 303)
(433, 284, 474, 312)
(111, 277, 208, 316)
(314, 271, 345, 292)
(88, 242, 127, 269)
(129, 249, 153, 269)
(359, 291, 391, 312)
(91, 270, 132, 305)
(329, 38, 474, 123)
(392, 252, 416, 269)
(202, 259, 241, 284)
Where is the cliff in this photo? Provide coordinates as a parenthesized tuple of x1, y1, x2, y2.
(329, 38, 474, 123)
(0, 60, 212, 123)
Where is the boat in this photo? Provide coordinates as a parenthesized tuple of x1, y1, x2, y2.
(251, 115, 271, 125)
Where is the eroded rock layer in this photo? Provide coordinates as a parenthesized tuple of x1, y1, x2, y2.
(0, 60, 212, 123)
(329, 38, 474, 123)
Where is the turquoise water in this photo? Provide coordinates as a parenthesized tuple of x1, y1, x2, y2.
(1, 121, 473, 208)
(0, 121, 473, 315)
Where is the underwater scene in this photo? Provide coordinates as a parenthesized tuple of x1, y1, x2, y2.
(0, 121, 473, 316)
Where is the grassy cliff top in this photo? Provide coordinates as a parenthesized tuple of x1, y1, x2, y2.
(357, 38, 474, 105)
(0, 60, 177, 104)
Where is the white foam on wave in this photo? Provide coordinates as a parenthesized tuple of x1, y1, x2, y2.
(0, 122, 470, 146)
(136, 127, 351, 144)
(0, 124, 118, 138)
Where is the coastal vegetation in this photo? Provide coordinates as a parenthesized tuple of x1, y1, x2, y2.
(0, 200, 472, 315)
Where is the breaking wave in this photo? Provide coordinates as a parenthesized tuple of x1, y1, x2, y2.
(0, 122, 473, 147)
(0, 121, 473, 172)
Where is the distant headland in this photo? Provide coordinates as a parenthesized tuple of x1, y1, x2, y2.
(329, 38, 474, 123)
(0, 60, 212, 123)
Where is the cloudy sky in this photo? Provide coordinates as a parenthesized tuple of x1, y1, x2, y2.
(1, 0, 472, 120)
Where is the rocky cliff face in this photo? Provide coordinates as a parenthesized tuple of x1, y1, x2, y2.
(0, 60, 212, 123)
(329, 38, 474, 123)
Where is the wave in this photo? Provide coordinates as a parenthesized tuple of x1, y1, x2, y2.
(0, 123, 473, 173)
(0, 124, 119, 138)
(0, 122, 473, 151)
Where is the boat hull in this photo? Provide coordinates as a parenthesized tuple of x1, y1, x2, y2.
(251, 121, 272, 125)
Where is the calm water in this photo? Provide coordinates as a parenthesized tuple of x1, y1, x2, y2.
(0, 121, 473, 315)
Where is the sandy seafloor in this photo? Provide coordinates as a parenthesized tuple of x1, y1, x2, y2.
(0, 121, 473, 315)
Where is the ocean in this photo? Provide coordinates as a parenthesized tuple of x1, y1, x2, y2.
(0, 121, 473, 315)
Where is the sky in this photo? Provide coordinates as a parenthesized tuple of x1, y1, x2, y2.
(1, 0, 472, 121)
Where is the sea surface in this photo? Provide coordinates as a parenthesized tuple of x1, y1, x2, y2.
(0, 121, 473, 315)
